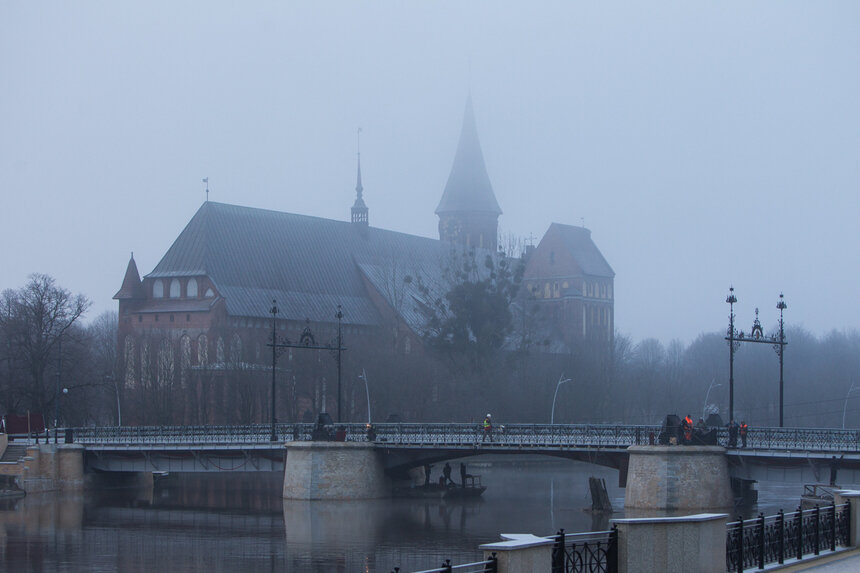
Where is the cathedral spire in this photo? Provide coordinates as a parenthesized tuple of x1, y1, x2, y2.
(351, 128, 369, 227)
(436, 96, 501, 250)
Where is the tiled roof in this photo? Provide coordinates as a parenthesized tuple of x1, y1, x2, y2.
(146, 202, 457, 329)
(549, 223, 615, 278)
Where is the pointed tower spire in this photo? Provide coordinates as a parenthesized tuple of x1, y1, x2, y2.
(436, 96, 501, 250)
(351, 127, 369, 227)
(114, 252, 144, 300)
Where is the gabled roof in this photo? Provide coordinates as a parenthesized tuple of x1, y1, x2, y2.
(539, 223, 615, 278)
(435, 97, 502, 216)
(114, 254, 144, 299)
(145, 202, 458, 330)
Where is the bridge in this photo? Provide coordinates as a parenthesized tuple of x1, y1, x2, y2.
(56, 422, 860, 488)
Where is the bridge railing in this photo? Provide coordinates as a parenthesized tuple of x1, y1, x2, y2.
(66, 422, 860, 452)
(725, 503, 851, 572)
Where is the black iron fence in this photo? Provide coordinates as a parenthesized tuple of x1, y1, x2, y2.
(391, 554, 497, 573)
(551, 528, 617, 573)
(726, 503, 851, 572)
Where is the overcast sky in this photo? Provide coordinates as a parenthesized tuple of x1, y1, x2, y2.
(2, 2, 859, 345)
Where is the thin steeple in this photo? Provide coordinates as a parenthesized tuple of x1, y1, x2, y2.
(351, 127, 369, 226)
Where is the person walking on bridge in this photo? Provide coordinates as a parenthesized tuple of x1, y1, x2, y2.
(727, 419, 739, 448)
(682, 414, 693, 445)
(482, 414, 493, 443)
(739, 421, 748, 448)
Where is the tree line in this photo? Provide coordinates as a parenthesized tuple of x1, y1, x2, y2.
(3, 272, 860, 430)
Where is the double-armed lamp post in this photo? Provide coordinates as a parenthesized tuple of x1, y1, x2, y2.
(725, 288, 788, 426)
(268, 301, 346, 441)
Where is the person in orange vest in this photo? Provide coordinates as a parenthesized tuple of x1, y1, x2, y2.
(739, 421, 748, 448)
(482, 414, 493, 442)
(682, 414, 693, 444)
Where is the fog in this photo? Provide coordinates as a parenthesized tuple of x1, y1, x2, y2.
(2, 2, 859, 345)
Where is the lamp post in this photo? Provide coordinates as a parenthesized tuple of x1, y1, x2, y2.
(551, 374, 573, 424)
(54, 335, 62, 444)
(842, 381, 859, 429)
(703, 380, 722, 421)
(725, 288, 788, 426)
(358, 368, 371, 424)
(270, 301, 279, 442)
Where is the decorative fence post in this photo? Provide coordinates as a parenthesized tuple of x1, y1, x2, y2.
(814, 505, 821, 556)
(796, 506, 803, 561)
(736, 515, 744, 573)
(551, 529, 564, 573)
(777, 509, 785, 564)
(757, 513, 765, 570)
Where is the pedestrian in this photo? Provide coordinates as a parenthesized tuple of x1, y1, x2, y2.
(460, 462, 467, 488)
(443, 462, 454, 486)
(482, 414, 493, 442)
(830, 455, 845, 486)
(682, 414, 693, 445)
(727, 420, 738, 448)
(739, 421, 748, 448)
(423, 463, 432, 486)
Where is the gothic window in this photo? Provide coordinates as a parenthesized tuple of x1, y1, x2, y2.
(153, 280, 164, 298)
(187, 278, 198, 298)
(124, 336, 136, 388)
(169, 279, 180, 298)
(141, 341, 151, 386)
(197, 334, 208, 367)
(216, 337, 225, 364)
(404, 337, 411, 355)
(230, 334, 242, 365)
(255, 342, 261, 361)
(180, 335, 191, 387)
(544, 283, 551, 298)
(158, 339, 174, 386)
(204, 288, 215, 298)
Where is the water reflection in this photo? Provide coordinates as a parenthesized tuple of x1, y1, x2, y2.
(0, 456, 828, 572)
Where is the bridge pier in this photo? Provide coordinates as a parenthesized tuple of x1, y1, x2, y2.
(625, 446, 732, 511)
(283, 441, 389, 500)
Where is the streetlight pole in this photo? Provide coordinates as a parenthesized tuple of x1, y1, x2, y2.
(776, 293, 787, 427)
(270, 301, 279, 442)
(359, 368, 371, 424)
(551, 374, 572, 424)
(702, 380, 722, 421)
(726, 288, 737, 425)
(336, 306, 343, 423)
(842, 381, 858, 429)
(54, 335, 62, 444)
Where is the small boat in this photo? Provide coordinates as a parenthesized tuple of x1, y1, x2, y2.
(393, 475, 486, 500)
(801, 483, 836, 509)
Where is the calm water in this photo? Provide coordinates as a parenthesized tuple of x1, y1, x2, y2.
(0, 456, 821, 572)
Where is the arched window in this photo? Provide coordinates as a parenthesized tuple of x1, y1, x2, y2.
(404, 337, 412, 355)
(180, 335, 192, 387)
(153, 280, 164, 298)
(169, 279, 180, 298)
(204, 288, 215, 298)
(544, 283, 551, 298)
(158, 339, 174, 386)
(197, 334, 208, 367)
(187, 278, 198, 298)
(216, 337, 225, 364)
(230, 334, 242, 365)
(124, 336, 136, 388)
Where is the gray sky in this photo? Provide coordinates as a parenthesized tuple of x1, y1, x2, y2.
(2, 2, 859, 345)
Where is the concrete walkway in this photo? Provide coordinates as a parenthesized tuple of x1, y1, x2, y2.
(764, 548, 860, 572)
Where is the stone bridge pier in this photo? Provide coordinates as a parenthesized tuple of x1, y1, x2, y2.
(282, 441, 389, 500)
(625, 445, 733, 511)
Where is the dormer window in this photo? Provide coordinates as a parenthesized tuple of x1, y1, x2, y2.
(153, 280, 164, 298)
(187, 278, 198, 298)
(170, 279, 181, 298)
(204, 288, 214, 298)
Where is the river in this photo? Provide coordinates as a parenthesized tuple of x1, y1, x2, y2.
(0, 455, 827, 572)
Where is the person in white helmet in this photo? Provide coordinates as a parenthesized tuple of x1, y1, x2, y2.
(482, 413, 493, 442)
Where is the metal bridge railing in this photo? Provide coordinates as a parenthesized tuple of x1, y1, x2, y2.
(725, 503, 851, 572)
(66, 422, 860, 453)
(551, 528, 617, 573)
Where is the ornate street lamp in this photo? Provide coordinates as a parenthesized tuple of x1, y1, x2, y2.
(725, 289, 788, 427)
(268, 300, 347, 441)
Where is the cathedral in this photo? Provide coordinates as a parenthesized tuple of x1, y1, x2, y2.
(114, 99, 614, 422)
